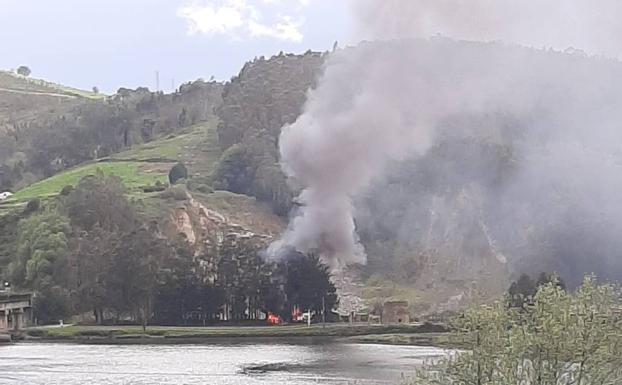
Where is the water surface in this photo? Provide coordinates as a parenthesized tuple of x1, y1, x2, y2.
(0, 340, 446, 384)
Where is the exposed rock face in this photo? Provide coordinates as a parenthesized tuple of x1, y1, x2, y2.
(169, 193, 282, 255)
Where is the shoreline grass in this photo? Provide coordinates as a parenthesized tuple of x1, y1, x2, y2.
(23, 323, 447, 345)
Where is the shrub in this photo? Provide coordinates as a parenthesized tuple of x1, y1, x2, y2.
(410, 275, 622, 384)
(17, 65, 31, 77)
(23, 198, 40, 214)
(59, 185, 74, 196)
(160, 186, 188, 201)
(142, 185, 167, 193)
(168, 163, 188, 185)
(196, 184, 213, 194)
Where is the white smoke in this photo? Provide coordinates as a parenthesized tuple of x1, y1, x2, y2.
(271, 0, 622, 272)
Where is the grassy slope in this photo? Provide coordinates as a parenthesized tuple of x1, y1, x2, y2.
(0, 121, 220, 212)
(0, 117, 283, 239)
(8, 162, 168, 203)
(0, 70, 104, 99)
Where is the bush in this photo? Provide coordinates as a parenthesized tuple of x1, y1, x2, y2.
(196, 184, 213, 194)
(33, 286, 71, 325)
(168, 163, 188, 185)
(59, 185, 74, 196)
(142, 184, 167, 193)
(160, 186, 188, 201)
(23, 198, 40, 214)
(411, 275, 622, 384)
(172, 186, 188, 200)
(17, 65, 31, 77)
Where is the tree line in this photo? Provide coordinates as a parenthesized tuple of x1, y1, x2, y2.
(3, 172, 336, 325)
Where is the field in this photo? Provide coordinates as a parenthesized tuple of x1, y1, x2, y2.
(6, 162, 168, 204)
(0, 121, 221, 214)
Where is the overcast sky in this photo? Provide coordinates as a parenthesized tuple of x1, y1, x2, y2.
(0, 0, 351, 93)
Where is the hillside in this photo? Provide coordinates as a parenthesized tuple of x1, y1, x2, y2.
(0, 118, 283, 251)
(0, 72, 223, 193)
(0, 70, 89, 133)
(5, 42, 621, 317)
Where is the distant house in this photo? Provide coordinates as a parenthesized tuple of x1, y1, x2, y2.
(383, 301, 410, 324)
(0, 192, 13, 201)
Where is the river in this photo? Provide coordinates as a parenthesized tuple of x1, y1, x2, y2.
(0, 340, 446, 384)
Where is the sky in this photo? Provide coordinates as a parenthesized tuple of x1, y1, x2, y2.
(0, 0, 351, 93)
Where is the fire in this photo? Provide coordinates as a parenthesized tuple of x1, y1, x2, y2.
(267, 313, 282, 325)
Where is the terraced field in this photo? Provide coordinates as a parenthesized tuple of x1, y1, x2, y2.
(0, 120, 221, 214)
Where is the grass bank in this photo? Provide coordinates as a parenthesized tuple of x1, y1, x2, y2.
(23, 323, 447, 344)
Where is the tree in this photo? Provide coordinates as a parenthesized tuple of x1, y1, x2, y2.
(153, 237, 208, 325)
(507, 273, 536, 308)
(107, 227, 166, 328)
(17, 66, 31, 77)
(92, 86, 99, 94)
(411, 275, 622, 385)
(508, 272, 565, 308)
(7, 211, 72, 324)
(168, 162, 188, 185)
(70, 226, 120, 324)
(64, 171, 136, 232)
(283, 251, 337, 320)
(8, 211, 70, 290)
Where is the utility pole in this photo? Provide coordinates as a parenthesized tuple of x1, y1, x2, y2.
(155, 70, 160, 92)
(171, 78, 175, 93)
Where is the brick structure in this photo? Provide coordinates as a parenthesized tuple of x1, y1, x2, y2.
(383, 300, 410, 324)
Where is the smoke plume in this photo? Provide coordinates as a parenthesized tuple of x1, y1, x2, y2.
(271, 0, 622, 278)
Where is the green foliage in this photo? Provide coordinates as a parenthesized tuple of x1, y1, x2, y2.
(0, 77, 221, 192)
(410, 275, 622, 385)
(284, 251, 338, 318)
(23, 198, 40, 214)
(8, 211, 70, 289)
(213, 141, 292, 215)
(508, 272, 566, 308)
(168, 162, 188, 185)
(17, 66, 31, 77)
(32, 285, 71, 324)
(65, 171, 136, 232)
(59, 185, 74, 196)
(7, 162, 168, 205)
(213, 144, 254, 193)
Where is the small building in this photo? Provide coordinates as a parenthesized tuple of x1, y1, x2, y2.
(0, 292, 33, 330)
(0, 192, 13, 201)
(383, 300, 410, 324)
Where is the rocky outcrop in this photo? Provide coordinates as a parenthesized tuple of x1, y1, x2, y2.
(169, 193, 282, 255)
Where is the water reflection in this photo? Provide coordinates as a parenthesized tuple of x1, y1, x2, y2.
(0, 340, 447, 384)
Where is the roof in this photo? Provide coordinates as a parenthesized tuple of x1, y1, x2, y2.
(0, 292, 33, 304)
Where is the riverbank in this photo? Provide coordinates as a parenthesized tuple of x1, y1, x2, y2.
(19, 323, 448, 345)
(0, 332, 10, 343)
(346, 332, 450, 346)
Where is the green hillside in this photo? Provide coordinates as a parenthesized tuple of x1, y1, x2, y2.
(0, 120, 221, 214)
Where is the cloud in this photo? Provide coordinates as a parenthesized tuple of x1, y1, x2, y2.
(178, 0, 307, 42)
